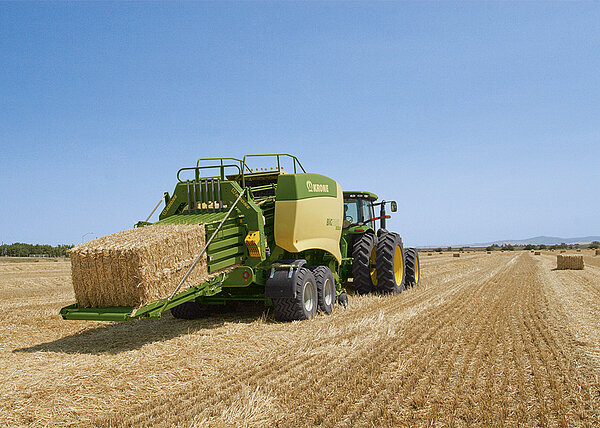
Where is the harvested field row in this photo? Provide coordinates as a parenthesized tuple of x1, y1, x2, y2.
(1, 253, 600, 426)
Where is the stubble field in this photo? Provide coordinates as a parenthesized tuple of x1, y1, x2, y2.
(2, 250, 600, 427)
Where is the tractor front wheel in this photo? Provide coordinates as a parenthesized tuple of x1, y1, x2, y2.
(352, 232, 378, 295)
(376, 232, 406, 294)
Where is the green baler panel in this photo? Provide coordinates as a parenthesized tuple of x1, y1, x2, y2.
(275, 173, 339, 201)
(154, 213, 247, 274)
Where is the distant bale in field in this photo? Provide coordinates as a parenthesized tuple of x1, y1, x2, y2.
(534, 251, 541, 255)
(69, 225, 210, 308)
(453, 253, 460, 258)
(576, 249, 581, 252)
(560, 250, 566, 253)
(427, 252, 433, 256)
(486, 251, 491, 254)
(556, 254, 584, 270)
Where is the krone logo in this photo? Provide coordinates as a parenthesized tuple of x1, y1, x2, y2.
(306, 180, 329, 193)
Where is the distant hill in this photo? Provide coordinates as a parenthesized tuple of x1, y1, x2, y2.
(471, 236, 600, 247)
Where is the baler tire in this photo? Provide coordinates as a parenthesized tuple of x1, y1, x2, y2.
(312, 266, 336, 315)
(376, 232, 406, 294)
(352, 232, 378, 295)
(338, 292, 349, 308)
(404, 248, 420, 288)
(170, 301, 211, 320)
(272, 267, 317, 321)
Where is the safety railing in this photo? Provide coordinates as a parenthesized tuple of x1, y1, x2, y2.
(177, 154, 307, 191)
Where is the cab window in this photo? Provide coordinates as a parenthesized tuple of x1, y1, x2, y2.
(361, 200, 374, 227)
(343, 199, 359, 228)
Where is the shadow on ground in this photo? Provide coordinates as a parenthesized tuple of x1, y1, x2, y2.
(14, 303, 272, 355)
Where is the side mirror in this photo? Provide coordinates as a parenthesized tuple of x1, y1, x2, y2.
(390, 201, 397, 212)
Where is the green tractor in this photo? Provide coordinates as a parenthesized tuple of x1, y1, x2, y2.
(342, 191, 420, 296)
(60, 154, 420, 323)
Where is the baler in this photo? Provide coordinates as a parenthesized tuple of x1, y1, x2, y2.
(60, 154, 420, 322)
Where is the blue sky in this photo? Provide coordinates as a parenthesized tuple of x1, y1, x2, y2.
(1, 2, 598, 247)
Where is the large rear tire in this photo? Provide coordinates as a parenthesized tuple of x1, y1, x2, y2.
(272, 267, 317, 321)
(404, 248, 420, 288)
(352, 232, 378, 295)
(312, 266, 336, 315)
(376, 232, 406, 294)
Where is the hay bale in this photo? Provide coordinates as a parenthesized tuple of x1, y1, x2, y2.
(486, 251, 491, 254)
(69, 225, 211, 308)
(560, 250, 566, 253)
(596, 249, 600, 256)
(534, 251, 541, 255)
(556, 254, 584, 270)
(453, 253, 460, 258)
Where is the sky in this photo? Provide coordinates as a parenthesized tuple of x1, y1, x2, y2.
(1, 1, 599, 247)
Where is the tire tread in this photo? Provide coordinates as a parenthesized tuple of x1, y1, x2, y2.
(352, 232, 378, 295)
(376, 232, 405, 293)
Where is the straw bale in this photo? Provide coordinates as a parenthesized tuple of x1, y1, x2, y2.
(596, 249, 600, 256)
(486, 251, 491, 254)
(453, 253, 460, 258)
(69, 225, 212, 308)
(556, 255, 584, 270)
(534, 251, 541, 255)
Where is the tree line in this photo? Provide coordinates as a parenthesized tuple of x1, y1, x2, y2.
(428, 241, 600, 252)
(0, 243, 74, 257)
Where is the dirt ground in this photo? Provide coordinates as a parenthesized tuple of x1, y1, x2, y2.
(2, 251, 600, 427)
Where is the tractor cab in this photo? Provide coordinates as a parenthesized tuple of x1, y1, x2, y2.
(343, 191, 397, 232)
(343, 191, 378, 231)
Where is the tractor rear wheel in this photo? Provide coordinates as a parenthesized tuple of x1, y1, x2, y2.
(170, 301, 211, 320)
(312, 266, 336, 314)
(376, 232, 406, 293)
(404, 248, 420, 288)
(272, 267, 318, 321)
(352, 232, 378, 295)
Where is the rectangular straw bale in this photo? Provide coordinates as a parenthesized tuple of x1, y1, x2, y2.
(596, 249, 600, 256)
(486, 251, 491, 254)
(534, 251, 541, 255)
(69, 224, 209, 308)
(453, 253, 460, 258)
(556, 254, 584, 270)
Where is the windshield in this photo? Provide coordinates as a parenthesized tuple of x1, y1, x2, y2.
(362, 201, 372, 225)
(343, 198, 375, 229)
(343, 199, 359, 228)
